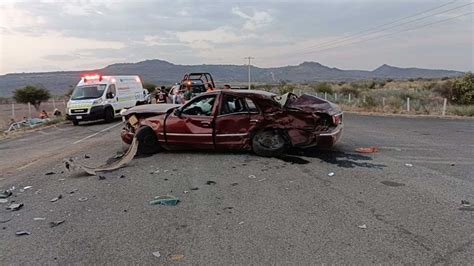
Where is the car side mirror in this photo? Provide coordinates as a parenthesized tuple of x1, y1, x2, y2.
(106, 92, 114, 99)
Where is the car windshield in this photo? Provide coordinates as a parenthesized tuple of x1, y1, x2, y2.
(71, 85, 107, 100)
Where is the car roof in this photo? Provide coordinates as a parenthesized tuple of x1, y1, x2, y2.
(220, 89, 276, 98)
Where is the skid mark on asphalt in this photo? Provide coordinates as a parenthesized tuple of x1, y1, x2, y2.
(72, 122, 122, 144)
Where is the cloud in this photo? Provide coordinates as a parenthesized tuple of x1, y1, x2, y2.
(231, 7, 273, 31)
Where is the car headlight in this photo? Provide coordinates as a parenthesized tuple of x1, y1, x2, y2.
(93, 98, 103, 105)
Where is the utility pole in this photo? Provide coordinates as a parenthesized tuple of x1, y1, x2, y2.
(244, 56, 254, 90)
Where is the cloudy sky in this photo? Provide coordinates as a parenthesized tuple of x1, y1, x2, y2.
(0, 0, 472, 74)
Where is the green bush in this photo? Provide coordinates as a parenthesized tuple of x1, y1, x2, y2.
(312, 82, 333, 94)
(340, 86, 360, 97)
(450, 73, 473, 105)
(448, 105, 474, 116)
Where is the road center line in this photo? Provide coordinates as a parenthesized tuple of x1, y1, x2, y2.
(73, 122, 122, 144)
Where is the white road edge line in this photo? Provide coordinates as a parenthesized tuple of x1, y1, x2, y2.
(73, 122, 122, 144)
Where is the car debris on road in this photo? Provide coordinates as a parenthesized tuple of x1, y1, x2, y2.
(0, 190, 12, 199)
(50, 195, 62, 202)
(6, 203, 23, 211)
(15, 230, 31, 236)
(63, 137, 138, 175)
(149, 195, 180, 206)
(355, 147, 379, 153)
(50, 220, 65, 227)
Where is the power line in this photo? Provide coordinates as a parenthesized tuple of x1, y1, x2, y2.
(292, 0, 460, 53)
(297, 1, 473, 52)
(262, 0, 471, 60)
(296, 11, 473, 56)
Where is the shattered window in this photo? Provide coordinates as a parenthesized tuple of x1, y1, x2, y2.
(245, 98, 259, 113)
(181, 95, 216, 116)
(220, 95, 248, 115)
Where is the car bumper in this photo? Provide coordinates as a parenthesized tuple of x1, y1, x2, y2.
(66, 106, 106, 121)
(317, 123, 343, 148)
(121, 128, 135, 144)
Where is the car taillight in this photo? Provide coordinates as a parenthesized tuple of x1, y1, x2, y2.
(332, 114, 342, 125)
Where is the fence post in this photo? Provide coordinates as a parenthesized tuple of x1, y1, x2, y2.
(382, 97, 385, 107)
(28, 102, 32, 118)
(363, 95, 366, 103)
(406, 97, 410, 112)
(324, 92, 327, 100)
(334, 93, 338, 101)
(348, 93, 351, 103)
(442, 98, 447, 116)
(315, 92, 318, 97)
(12, 103, 15, 118)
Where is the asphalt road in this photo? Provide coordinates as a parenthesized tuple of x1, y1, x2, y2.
(0, 114, 473, 264)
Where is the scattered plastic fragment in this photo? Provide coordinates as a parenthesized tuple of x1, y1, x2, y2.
(45, 172, 56, 175)
(68, 189, 78, 194)
(84, 154, 90, 159)
(33, 217, 45, 221)
(119, 175, 125, 178)
(58, 179, 65, 181)
(190, 187, 199, 191)
(0, 199, 8, 204)
(78, 197, 88, 202)
(98, 175, 106, 180)
(258, 178, 266, 182)
(23, 186, 32, 190)
(248, 175, 256, 179)
(355, 147, 379, 153)
(149, 195, 180, 206)
(63, 138, 138, 176)
(405, 163, 413, 167)
(169, 254, 184, 261)
(15, 230, 30, 236)
(183, 191, 189, 194)
(358, 224, 367, 229)
(0, 190, 12, 199)
(461, 200, 470, 206)
(7, 203, 23, 211)
(328, 172, 335, 177)
(206, 181, 216, 185)
(50, 220, 65, 227)
(238, 221, 244, 225)
(152, 251, 161, 258)
(50, 195, 62, 202)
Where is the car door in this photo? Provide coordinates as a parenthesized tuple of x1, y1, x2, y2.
(214, 94, 257, 150)
(164, 94, 218, 150)
(105, 84, 119, 112)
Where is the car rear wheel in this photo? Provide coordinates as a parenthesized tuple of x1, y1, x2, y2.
(104, 107, 114, 123)
(252, 130, 286, 157)
(136, 126, 161, 155)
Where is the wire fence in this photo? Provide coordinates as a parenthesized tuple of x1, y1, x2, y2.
(295, 90, 451, 116)
(0, 100, 67, 130)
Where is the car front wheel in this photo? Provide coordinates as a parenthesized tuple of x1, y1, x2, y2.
(252, 130, 286, 157)
(135, 126, 161, 155)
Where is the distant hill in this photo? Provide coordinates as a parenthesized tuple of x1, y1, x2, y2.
(0, 59, 464, 96)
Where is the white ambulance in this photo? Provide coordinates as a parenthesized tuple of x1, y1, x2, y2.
(67, 74, 148, 125)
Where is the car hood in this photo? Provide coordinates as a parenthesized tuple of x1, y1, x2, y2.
(281, 93, 342, 116)
(122, 104, 180, 116)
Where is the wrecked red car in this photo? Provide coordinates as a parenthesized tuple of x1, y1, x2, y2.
(120, 90, 343, 157)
